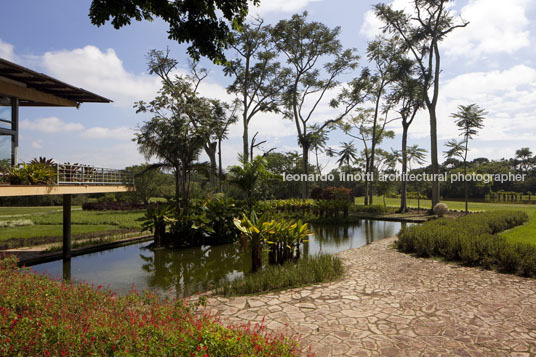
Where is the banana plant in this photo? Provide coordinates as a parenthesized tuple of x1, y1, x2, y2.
(234, 211, 275, 272)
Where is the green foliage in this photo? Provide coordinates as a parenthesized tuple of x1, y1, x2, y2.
(121, 164, 174, 204)
(216, 254, 344, 296)
(234, 212, 312, 271)
(200, 195, 245, 243)
(0, 257, 300, 356)
(227, 156, 276, 203)
(396, 211, 536, 277)
(140, 203, 177, 247)
(353, 204, 393, 214)
(89, 0, 260, 63)
(8, 162, 56, 185)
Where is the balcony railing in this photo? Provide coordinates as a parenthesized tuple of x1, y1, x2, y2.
(56, 163, 134, 186)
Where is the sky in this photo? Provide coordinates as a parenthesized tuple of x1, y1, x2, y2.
(0, 0, 535, 170)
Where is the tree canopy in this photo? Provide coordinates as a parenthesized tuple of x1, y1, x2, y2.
(89, 0, 260, 63)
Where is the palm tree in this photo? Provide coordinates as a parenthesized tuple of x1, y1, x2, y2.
(309, 124, 329, 175)
(336, 142, 358, 175)
(446, 103, 486, 213)
(515, 147, 533, 174)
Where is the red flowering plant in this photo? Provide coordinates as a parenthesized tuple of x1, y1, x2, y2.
(0, 256, 305, 356)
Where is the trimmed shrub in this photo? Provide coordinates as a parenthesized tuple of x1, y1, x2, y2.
(433, 203, 448, 217)
(396, 210, 536, 277)
(82, 201, 147, 211)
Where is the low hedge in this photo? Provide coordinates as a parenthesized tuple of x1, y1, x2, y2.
(396, 210, 536, 277)
(0, 257, 301, 356)
(82, 201, 147, 211)
(216, 254, 344, 296)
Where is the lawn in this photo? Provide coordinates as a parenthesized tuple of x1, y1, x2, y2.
(0, 206, 77, 217)
(0, 209, 144, 246)
(355, 196, 536, 245)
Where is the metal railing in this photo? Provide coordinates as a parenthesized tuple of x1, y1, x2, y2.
(56, 163, 134, 185)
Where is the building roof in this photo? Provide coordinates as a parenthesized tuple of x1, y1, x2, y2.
(0, 58, 112, 107)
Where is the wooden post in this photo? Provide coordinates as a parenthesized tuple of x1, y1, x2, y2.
(62, 258, 71, 281)
(63, 194, 72, 259)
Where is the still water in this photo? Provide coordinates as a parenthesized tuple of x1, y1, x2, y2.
(29, 220, 407, 297)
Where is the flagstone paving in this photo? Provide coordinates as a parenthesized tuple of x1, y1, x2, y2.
(206, 237, 536, 356)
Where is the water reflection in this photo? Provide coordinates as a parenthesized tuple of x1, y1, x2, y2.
(30, 220, 408, 297)
(138, 244, 250, 297)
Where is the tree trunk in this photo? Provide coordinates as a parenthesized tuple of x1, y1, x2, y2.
(204, 142, 217, 188)
(251, 242, 262, 272)
(174, 169, 181, 213)
(218, 138, 223, 192)
(243, 113, 249, 164)
(400, 124, 409, 213)
(302, 143, 310, 199)
(429, 107, 440, 207)
(464, 163, 468, 214)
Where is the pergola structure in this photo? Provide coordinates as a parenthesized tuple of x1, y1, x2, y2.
(0, 58, 135, 259)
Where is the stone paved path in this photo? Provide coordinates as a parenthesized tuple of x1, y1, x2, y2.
(207, 237, 536, 356)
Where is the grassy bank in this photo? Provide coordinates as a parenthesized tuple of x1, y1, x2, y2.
(0, 209, 144, 248)
(355, 196, 536, 245)
(216, 254, 344, 296)
(0, 257, 301, 356)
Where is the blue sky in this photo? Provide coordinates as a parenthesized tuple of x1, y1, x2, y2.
(1, 0, 535, 169)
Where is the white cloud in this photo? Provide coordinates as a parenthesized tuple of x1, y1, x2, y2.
(360, 0, 414, 39)
(20, 117, 85, 133)
(250, 0, 323, 15)
(444, 0, 531, 57)
(31, 140, 43, 149)
(41, 46, 161, 107)
(82, 126, 135, 141)
(409, 65, 536, 147)
(0, 39, 15, 61)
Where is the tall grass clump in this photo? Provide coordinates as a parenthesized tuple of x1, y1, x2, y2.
(396, 210, 536, 277)
(216, 254, 344, 296)
(0, 256, 302, 356)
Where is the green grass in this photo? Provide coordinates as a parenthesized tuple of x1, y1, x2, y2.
(0, 206, 79, 217)
(0, 210, 144, 245)
(215, 254, 344, 296)
(355, 196, 536, 245)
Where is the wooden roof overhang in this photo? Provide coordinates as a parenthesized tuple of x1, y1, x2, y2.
(0, 58, 112, 107)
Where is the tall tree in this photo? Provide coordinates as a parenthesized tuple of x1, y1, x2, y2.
(309, 124, 329, 176)
(341, 109, 395, 204)
(376, 0, 469, 207)
(271, 12, 366, 198)
(515, 147, 533, 174)
(210, 99, 239, 191)
(89, 0, 260, 63)
(363, 37, 406, 205)
(224, 19, 288, 163)
(387, 55, 425, 212)
(444, 103, 486, 213)
(134, 79, 206, 212)
(337, 142, 358, 174)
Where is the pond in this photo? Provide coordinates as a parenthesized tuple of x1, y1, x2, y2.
(29, 220, 409, 298)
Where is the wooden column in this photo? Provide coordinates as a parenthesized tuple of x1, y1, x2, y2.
(63, 194, 72, 259)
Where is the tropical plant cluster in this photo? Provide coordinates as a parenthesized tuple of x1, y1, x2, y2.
(6, 161, 56, 185)
(216, 254, 344, 296)
(141, 196, 248, 248)
(234, 213, 311, 272)
(396, 211, 536, 276)
(0, 256, 300, 356)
